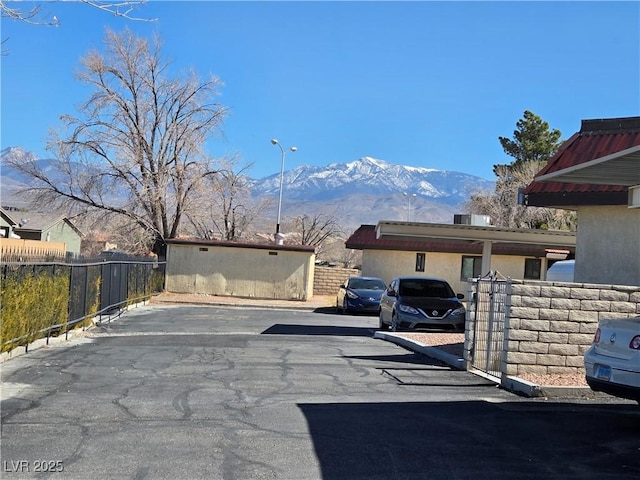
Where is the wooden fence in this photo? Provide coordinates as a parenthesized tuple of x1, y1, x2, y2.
(0, 238, 67, 261)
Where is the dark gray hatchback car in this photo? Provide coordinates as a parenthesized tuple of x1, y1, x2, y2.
(379, 276, 465, 332)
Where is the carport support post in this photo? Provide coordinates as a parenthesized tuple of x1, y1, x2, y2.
(481, 240, 492, 276)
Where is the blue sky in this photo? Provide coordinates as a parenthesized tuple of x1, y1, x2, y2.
(1, 1, 638, 180)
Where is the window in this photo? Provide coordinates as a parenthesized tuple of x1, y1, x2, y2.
(461, 256, 482, 280)
(415, 253, 426, 272)
(524, 258, 542, 280)
(399, 279, 454, 298)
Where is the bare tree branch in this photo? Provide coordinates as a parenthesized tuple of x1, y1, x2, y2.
(0, 0, 155, 25)
(186, 157, 270, 242)
(6, 28, 227, 256)
(290, 213, 344, 258)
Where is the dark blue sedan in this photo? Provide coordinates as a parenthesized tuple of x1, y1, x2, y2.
(336, 276, 387, 314)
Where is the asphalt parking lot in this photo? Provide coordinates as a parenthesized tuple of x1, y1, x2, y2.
(2, 304, 639, 479)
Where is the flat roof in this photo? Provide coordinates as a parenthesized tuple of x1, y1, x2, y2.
(375, 221, 576, 247)
(166, 238, 316, 253)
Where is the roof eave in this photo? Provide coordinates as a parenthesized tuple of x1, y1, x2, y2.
(534, 144, 640, 186)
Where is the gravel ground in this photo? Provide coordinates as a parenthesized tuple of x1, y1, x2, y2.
(395, 332, 588, 387)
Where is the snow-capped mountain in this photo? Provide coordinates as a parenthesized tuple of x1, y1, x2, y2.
(250, 156, 493, 206)
(0, 148, 494, 228)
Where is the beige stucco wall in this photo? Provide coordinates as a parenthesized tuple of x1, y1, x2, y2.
(575, 206, 640, 286)
(166, 244, 315, 300)
(361, 249, 549, 295)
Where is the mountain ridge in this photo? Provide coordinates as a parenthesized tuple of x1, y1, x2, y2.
(0, 147, 494, 228)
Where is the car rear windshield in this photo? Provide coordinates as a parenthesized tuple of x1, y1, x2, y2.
(349, 278, 386, 290)
(398, 280, 454, 298)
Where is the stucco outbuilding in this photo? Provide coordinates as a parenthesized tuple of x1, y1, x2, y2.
(165, 238, 316, 300)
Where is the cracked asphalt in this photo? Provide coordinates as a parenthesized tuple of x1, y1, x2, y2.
(2, 304, 639, 480)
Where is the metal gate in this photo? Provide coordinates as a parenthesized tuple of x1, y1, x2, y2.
(470, 272, 509, 381)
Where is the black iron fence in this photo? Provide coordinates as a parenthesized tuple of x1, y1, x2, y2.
(1, 257, 166, 353)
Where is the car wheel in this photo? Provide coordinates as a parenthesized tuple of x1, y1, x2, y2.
(391, 312, 400, 332)
(378, 311, 387, 330)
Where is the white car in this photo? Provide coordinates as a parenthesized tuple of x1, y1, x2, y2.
(584, 316, 640, 404)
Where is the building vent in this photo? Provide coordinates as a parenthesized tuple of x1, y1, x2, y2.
(453, 214, 493, 226)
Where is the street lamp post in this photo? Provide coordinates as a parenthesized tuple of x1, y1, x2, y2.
(403, 192, 416, 221)
(271, 138, 297, 243)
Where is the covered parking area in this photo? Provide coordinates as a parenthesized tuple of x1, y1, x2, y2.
(374, 221, 576, 279)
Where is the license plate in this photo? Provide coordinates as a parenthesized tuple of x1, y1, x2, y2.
(596, 364, 611, 381)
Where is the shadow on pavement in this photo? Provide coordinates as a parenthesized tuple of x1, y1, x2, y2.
(298, 400, 640, 480)
(380, 368, 498, 387)
(312, 306, 379, 316)
(344, 353, 450, 366)
(312, 306, 339, 315)
(261, 324, 373, 336)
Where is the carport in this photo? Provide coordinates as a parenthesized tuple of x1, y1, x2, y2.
(375, 221, 576, 277)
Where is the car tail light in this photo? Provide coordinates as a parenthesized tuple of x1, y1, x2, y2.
(630, 335, 640, 350)
(593, 328, 601, 344)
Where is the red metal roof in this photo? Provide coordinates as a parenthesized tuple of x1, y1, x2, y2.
(525, 117, 640, 207)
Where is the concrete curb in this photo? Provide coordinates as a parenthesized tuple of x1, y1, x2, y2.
(151, 297, 328, 311)
(500, 375, 544, 397)
(374, 331, 465, 370)
(500, 375, 610, 399)
(1, 326, 92, 363)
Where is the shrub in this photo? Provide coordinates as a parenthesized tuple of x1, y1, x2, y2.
(1, 268, 69, 352)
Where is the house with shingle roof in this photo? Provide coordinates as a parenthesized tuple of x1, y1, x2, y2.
(0, 207, 83, 254)
(524, 116, 640, 286)
(0, 207, 20, 239)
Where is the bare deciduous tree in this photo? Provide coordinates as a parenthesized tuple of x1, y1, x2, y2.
(294, 214, 343, 246)
(289, 213, 344, 258)
(317, 234, 362, 269)
(468, 160, 576, 229)
(7, 29, 228, 257)
(186, 158, 270, 242)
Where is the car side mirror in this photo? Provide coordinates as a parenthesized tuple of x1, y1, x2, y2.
(339, 284, 345, 289)
(456, 293, 464, 300)
(386, 288, 397, 297)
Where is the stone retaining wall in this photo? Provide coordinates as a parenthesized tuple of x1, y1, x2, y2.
(504, 280, 640, 377)
(313, 266, 360, 296)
